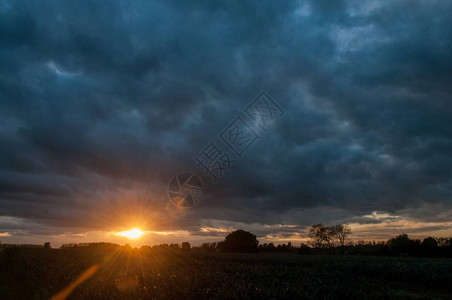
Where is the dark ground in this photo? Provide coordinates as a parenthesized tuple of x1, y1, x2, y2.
(0, 246, 451, 299)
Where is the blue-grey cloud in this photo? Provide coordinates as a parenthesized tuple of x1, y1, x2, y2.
(0, 0, 451, 239)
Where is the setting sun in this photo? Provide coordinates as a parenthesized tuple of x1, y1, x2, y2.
(117, 228, 144, 239)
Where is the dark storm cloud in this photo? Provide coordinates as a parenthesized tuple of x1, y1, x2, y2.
(0, 0, 451, 238)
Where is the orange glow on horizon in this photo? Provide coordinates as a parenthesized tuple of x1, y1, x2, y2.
(116, 228, 145, 239)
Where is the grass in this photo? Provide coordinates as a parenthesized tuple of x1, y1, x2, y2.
(0, 246, 451, 299)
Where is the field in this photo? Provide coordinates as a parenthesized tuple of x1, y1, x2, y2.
(0, 246, 451, 299)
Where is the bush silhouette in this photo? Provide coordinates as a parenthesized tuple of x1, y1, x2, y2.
(221, 229, 258, 253)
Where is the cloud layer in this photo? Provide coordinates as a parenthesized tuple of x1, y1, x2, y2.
(1, 0, 451, 244)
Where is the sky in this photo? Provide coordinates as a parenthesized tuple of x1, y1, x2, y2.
(0, 0, 451, 247)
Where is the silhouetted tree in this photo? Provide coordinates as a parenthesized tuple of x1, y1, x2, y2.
(422, 237, 438, 247)
(297, 243, 312, 255)
(266, 242, 276, 251)
(60, 243, 78, 249)
(308, 224, 333, 248)
(331, 224, 351, 246)
(216, 241, 225, 251)
(388, 233, 420, 256)
(437, 237, 451, 247)
(222, 229, 258, 253)
(258, 242, 296, 252)
(421, 237, 438, 256)
(140, 245, 152, 253)
(181, 242, 191, 251)
(170, 243, 180, 250)
(201, 242, 217, 251)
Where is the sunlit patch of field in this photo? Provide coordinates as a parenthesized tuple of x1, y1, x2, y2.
(0, 246, 451, 299)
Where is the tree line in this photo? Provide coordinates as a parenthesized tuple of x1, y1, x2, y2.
(4, 226, 451, 258)
(303, 224, 451, 257)
(196, 226, 451, 257)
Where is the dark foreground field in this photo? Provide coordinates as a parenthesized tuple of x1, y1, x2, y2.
(0, 246, 451, 299)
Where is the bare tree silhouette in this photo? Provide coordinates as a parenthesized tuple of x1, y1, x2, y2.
(331, 224, 351, 247)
